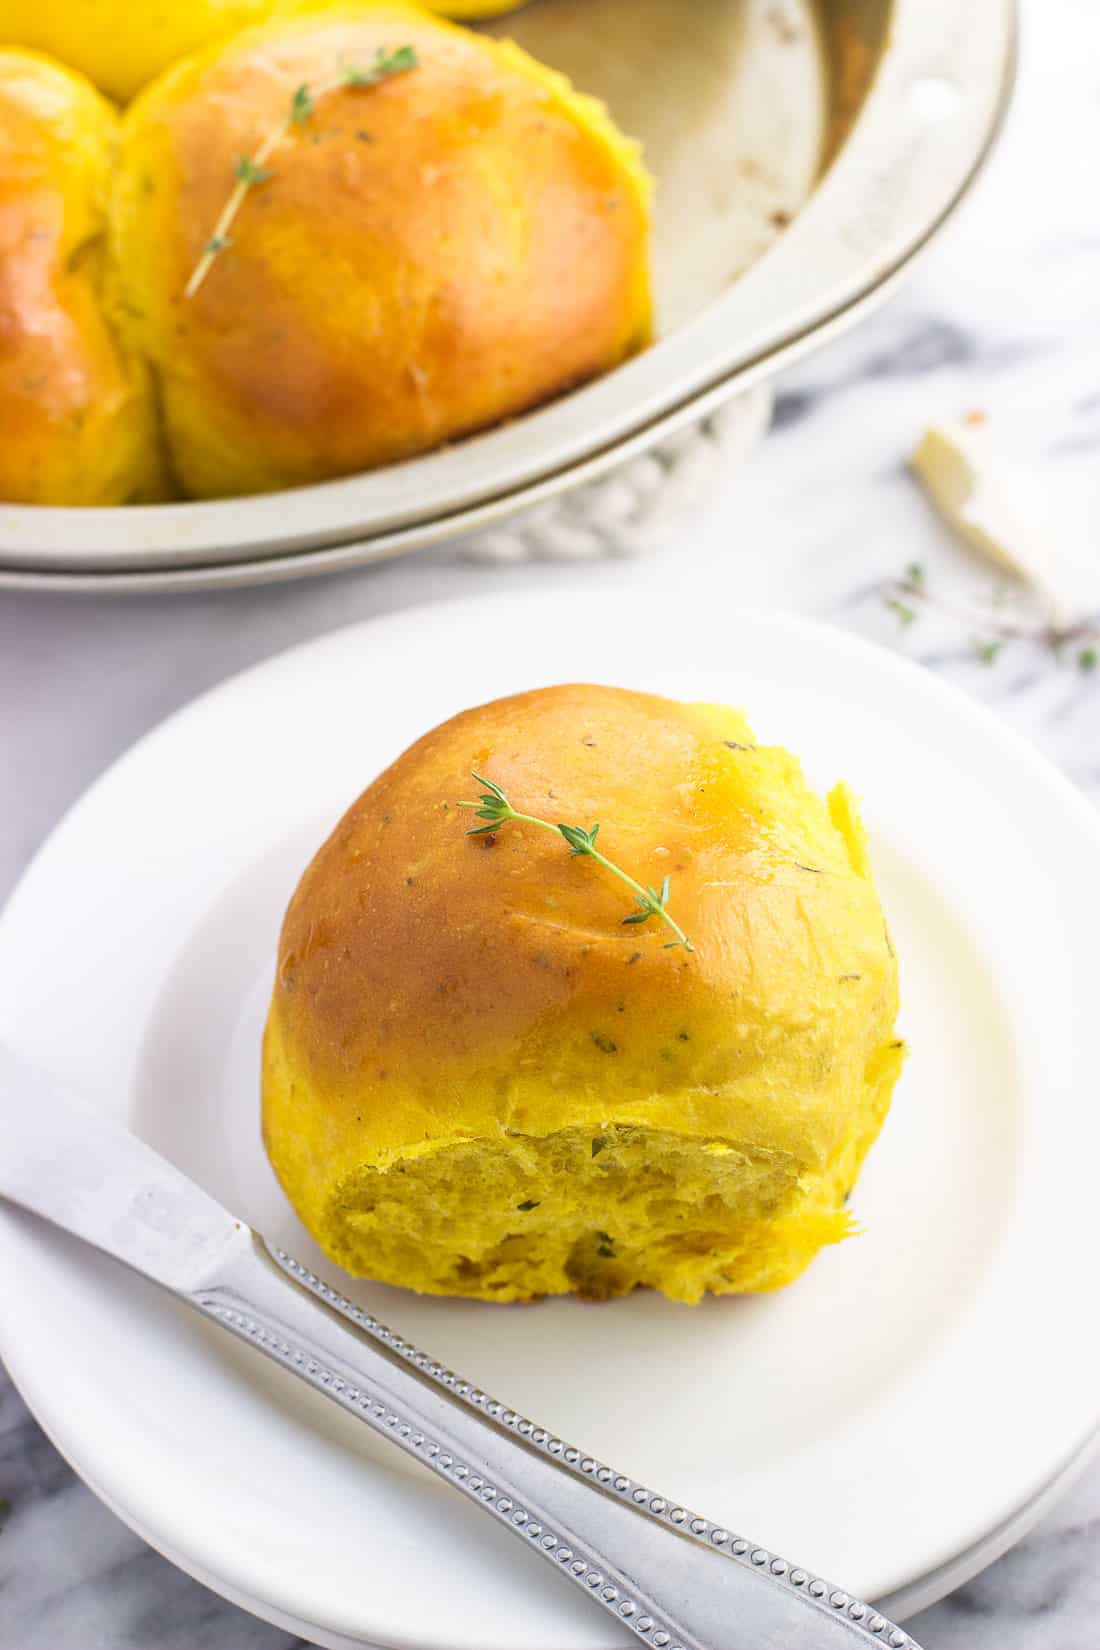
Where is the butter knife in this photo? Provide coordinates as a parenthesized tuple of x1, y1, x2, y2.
(0, 1047, 922, 1650)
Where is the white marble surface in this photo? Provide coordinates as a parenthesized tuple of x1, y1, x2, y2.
(2, 1, 1100, 1644)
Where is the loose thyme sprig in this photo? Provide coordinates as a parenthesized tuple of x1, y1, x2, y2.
(884, 562, 1100, 672)
(184, 45, 418, 299)
(458, 773, 695, 952)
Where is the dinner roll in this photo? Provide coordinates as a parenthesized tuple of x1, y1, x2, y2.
(263, 684, 904, 1305)
(0, 50, 163, 505)
(111, 5, 650, 498)
(0, 0, 531, 103)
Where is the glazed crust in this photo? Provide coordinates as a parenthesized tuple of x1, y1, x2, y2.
(112, 6, 651, 498)
(263, 683, 903, 1269)
(0, 50, 163, 504)
(0, 0, 533, 104)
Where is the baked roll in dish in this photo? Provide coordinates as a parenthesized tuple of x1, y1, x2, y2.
(263, 684, 904, 1305)
(110, 5, 651, 498)
(0, 0, 532, 103)
(0, 50, 163, 505)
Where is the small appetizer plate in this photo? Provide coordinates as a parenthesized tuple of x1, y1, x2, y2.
(0, 0, 1015, 590)
(2, 591, 1098, 1650)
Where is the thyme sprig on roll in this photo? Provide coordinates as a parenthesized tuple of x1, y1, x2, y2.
(184, 44, 418, 298)
(459, 771, 695, 952)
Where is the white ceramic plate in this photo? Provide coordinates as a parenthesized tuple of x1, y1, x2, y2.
(2, 590, 1099, 1650)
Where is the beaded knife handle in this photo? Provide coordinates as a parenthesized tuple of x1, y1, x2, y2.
(0, 1046, 921, 1650)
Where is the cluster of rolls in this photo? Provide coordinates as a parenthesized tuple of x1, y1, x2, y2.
(0, 1, 651, 504)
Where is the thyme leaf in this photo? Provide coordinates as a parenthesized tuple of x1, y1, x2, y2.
(233, 155, 271, 185)
(342, 44, 418, 84)
(885, 597, 917, 629)
(290, 83, 316, 124)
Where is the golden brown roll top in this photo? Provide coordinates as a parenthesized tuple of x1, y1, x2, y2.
(0, 50, 163, 504)
(110, 5, 652, 498)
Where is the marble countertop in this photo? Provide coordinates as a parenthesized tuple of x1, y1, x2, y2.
(2, 1, 1099, 1644)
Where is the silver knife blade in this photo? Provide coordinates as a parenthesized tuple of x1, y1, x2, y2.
(0, 1045, 242, 1295)
(0, 1043, 922, 1650)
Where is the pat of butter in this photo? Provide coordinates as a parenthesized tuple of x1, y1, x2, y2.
(910, 421, 1071, 624)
